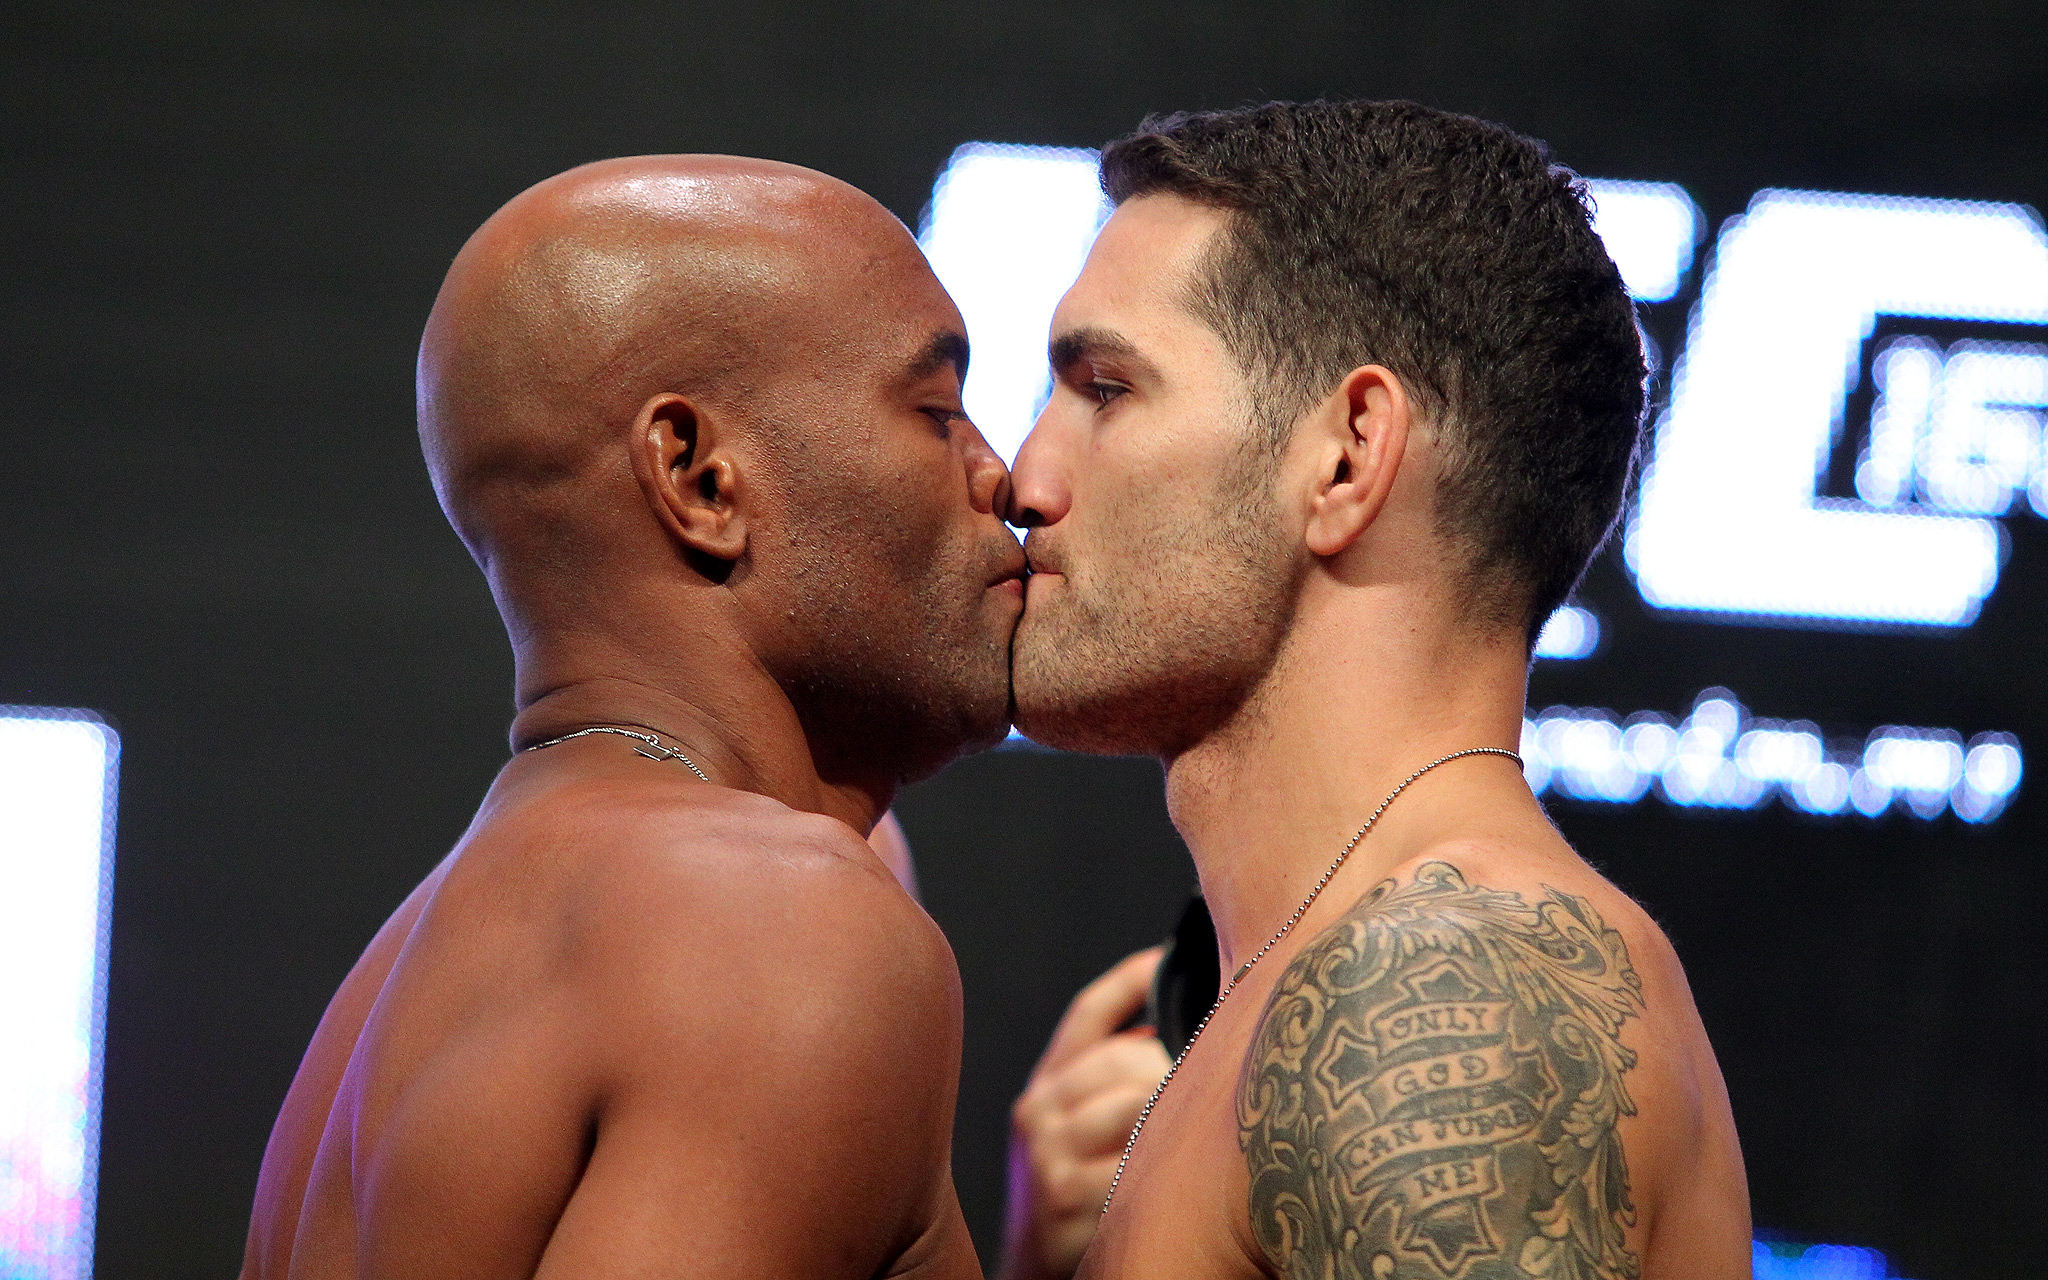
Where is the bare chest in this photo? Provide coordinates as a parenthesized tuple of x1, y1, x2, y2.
(1078, 1003, 1270, 1280)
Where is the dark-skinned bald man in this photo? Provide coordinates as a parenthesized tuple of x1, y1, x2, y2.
(240, 156, 1026, 1280)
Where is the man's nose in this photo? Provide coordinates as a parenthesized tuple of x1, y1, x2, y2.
(1005, 409, 1071, 529)
(961, 421, 1012, 518)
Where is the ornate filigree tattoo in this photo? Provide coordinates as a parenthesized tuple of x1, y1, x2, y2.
(1237, 862, 1644, 1280)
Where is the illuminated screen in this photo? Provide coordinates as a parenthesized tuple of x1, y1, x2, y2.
(1630, 190, 2048, 627)
(0, 708, 118, 1280)
(1756, 1240, 1918, 1280)
(919, 141, 2044, 1273)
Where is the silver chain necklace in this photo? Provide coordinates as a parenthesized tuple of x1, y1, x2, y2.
(1100, 745, 1522, 1214)
(523, 724, 712, 783)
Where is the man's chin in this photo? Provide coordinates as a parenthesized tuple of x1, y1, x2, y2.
(1012, 638, 1276, 760)
(1010, 689, 1160, 758)
(1012, 635, 1131, 755)
(957, 687, 1015, 756)
(963, 717, 1015, 758)
(896, 681, 1015, 780)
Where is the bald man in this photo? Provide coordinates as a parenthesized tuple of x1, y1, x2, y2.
(240, 156, 1025, 1279)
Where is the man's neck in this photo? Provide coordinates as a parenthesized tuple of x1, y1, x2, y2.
(1163, 597, 1533, 972)
(509, 655, 894, 838)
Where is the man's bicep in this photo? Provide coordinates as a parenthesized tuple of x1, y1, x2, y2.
(535, 865, 969, 1279)
(1237, 861, 1645, 1279)
(533, 1082, 945, 1280)
(533, 1016, 967, 1280)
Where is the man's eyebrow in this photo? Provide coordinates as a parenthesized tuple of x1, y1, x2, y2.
(903, 330, 970, 383)
(1049, 327, 1161, 382)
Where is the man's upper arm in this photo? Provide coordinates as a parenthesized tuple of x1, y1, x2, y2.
(1237, 860, 1645, 1280)
(535, 822, 974, 1280)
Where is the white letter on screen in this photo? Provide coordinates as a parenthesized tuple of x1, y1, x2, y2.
(1582, 180, 1700, 303)
(1628, 190, 2048, 626)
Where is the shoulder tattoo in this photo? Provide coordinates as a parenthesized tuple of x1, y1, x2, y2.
(1237, 861, 1644, 1280)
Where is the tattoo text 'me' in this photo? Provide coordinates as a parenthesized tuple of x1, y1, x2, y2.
(1237, 862, 1644, 1280)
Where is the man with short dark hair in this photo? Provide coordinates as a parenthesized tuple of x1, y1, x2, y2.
(1006, 101, 1750, 1279)
(242, 155, 1024, 1279)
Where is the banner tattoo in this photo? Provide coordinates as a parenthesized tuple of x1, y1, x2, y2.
(1238, 861, 1644, 1280)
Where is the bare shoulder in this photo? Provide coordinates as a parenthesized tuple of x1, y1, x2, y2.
(435, 780, 975, 1280)
(526, 776, 960, 1069)
(1235, 846, 1733, 1280)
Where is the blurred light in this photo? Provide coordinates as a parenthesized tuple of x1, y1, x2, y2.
(918, 143, 1110, 466)
(1858, 338, 2048, 514)
(1793, 762, 1854, 816)
(1533, 605, 1601, 659)
(0, 708, 118, 1280)
(1753, 1239, 1914, 1280)
(1919, 342, 2048, 513)
(1856, 338, 1942, 507)
(1520, 689, 2019, 823)
(1862, 729, 1964, 819)
(1959, 732, 2024, 823)
(1629, 189, 2048, 627)
(1583, 179, 1701, 302)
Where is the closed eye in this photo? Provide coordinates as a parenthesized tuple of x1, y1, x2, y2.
(1086, 381, 1129, 409)
(922, 407, 968, 438)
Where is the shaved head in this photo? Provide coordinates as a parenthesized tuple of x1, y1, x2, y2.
(419, 156, 1024, 783)
(422, 156, 905, 576)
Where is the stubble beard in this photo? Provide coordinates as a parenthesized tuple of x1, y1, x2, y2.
(779, 521, 1016, 786)
(745, 410, 1016, 785)
(1012, 456, 1301, 760)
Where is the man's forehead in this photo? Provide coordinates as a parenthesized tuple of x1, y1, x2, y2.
(787, 235, 965, 366)
(1052, 195, 1231, 355)
(865, 264, 969, 378)
(1073, 195, 1230, 301)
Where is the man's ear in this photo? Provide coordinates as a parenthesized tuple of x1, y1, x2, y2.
(630, 392, 748, 570)
(1304, 364, 1412, 558)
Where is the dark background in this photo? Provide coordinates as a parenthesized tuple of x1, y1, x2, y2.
(5, 3, 2047, 1277)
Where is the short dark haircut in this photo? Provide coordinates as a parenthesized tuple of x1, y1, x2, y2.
(1101, 99, 1646, 643)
